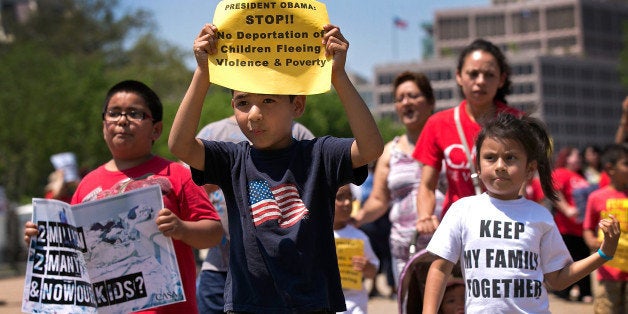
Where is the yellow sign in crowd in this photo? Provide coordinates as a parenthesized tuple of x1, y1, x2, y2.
(335, 238, 365, 291)
(601, 199, 628, 271)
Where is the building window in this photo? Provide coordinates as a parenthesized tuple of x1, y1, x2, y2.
(548, 36, 577, 54)
(546, 6, 575, 30)
(582, 87, 596, 100)
(543, 83, 557, 97)
(582, 105, 595, 117)
(542, 64, 557, 78)
(544, 102, 557, 116)
(561, 85, 575, 98)
(379, 92, 394, 104)
(512, 9, 539, 34)
(438, 70, 452, 81)
(564, 104, 577, 117)
(512, 64, 534, 75)
(565, 123, 579, 134)
(579, 68, 593, 80)
(377, 73, 395, 85)
(560, 66, 576, 81)
(438, 17, 469, 40)
(435, 89, 453, 100)
(548, 122, 560, 135)
(516, 41, 542, 54)
(426, 69, 452, 82)
(512, 101, 536, 113)
(582, 5, 618, 34)
(512, 83, 535, 95)
(476, 14, 505, 37)
(597, 69, 615, 82)
(426, 71, 438, 82)
(603, 125, 617, 135)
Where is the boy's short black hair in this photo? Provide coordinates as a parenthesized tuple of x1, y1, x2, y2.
(601, 143, 628, 168)
(102, 80, 163, 122)
(230, 89, 296, 102)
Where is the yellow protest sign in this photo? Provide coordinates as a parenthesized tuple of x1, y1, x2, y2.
(335, 238, 364, 291)
(599, 198, 628, 272)
(210, 0, 331, 95)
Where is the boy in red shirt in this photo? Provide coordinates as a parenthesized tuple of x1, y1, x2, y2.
(583, 143, 628, 313)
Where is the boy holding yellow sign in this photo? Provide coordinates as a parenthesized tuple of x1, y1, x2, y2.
(334, 184, 378, 314)
(583, 143, 628, 313)
(168, 8, 384, 314)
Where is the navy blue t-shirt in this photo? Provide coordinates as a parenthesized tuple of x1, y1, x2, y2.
(191, 136, 367, 313)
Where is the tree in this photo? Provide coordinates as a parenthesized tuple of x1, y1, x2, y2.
(0, 0, 405, 202)
(0, 0, 190, 202)
(299, 91, 404, 142)
(105, 33, 192, 104)
(298, 91, 351, 137)
(0, 42, 109, 203)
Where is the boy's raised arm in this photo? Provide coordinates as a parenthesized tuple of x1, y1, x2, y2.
(323, 24, 383, 168)
(169, 24, 218, 171)
(544, 215, 620, 291)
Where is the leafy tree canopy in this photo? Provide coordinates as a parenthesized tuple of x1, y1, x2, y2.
(0, 0, 407, 203)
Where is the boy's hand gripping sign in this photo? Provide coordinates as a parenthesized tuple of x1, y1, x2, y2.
(209, 0, 331, 95)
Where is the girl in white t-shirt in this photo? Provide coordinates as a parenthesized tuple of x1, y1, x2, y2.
(422, 113, 621, 313)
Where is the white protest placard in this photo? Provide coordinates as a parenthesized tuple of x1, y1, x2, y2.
(22, 185, 184, 314)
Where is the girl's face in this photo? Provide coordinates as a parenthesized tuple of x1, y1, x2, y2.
(584, 147, 599, 167)
(439, 285, 465, 314)
(394, 80, 433, 131)
(566, 148, 582, 171)
(456, 50, 505, 108)
(477, 137, 536, 200)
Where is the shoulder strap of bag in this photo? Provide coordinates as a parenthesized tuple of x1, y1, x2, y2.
(454, 105, 483, 195)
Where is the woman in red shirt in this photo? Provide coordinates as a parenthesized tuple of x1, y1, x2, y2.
(551, 146, 593, 302)
(413, 39, 521, 234)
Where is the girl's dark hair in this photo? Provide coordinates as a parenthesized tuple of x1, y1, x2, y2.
(475, 113, 558, 201)
(554, 146, 578, 169)
(102, 80, 163, 122)
(393, 71, 435, 105)
(457, 38, 511, 104)
(581, 144, 602, 171)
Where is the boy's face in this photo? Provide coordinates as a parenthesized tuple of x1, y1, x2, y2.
(608, 155, 628, 190)
(334, 185, 354, 224)
(102, 91, 162, 160)
(231, 91, 305, 150)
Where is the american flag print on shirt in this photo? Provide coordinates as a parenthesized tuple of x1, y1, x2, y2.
(248, 180, 309, 228)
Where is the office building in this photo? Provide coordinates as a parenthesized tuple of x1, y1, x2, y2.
(373, 0, 628, 149)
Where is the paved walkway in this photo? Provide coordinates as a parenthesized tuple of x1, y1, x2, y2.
(1, 273, 593, 313)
